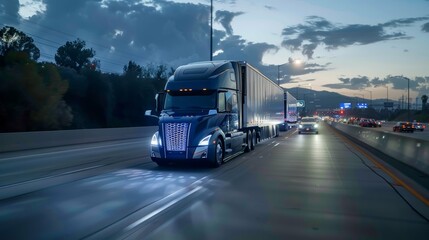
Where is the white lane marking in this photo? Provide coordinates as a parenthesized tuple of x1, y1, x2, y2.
(126, 186, 203, 231)
(61, 165, 104, 175)
(0, 165, 105, 189)
(0, 141, 142, 161)
(274, 143, 280, 147)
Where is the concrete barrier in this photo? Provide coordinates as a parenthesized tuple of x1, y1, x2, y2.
(330, 122, 429, 175)
(0, 126, 158, 153)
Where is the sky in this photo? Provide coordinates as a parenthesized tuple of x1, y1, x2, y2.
(1, 0, 429, 104)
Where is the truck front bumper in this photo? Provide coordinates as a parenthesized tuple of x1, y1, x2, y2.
(150, 145, 211, 162)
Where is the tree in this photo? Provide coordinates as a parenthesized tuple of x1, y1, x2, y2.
(0, 26, 40, 61)
(422, 95, 428, 111)
(123, 61, 142, 78)
(55, 38, 95, 72)
(0, 52, 72, 132)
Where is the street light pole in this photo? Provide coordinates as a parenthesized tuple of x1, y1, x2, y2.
(408, 77, 410, 121)
(210, 0, 213, 61)
(403, 77, 410, 121)
(386, 86, 389, 104)
(354, 94, 364, 108)
(369, 91, 372, 108)
(363, 89, 372, 108)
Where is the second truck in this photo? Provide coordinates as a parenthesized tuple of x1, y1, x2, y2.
(150, 60, 284, 167)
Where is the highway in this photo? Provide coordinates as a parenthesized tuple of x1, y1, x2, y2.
(1, 122, 429, 239)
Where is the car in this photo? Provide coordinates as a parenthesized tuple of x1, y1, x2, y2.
(359, 118, 377, 127)
(393, 122, 414, 133)
(375, 120, 382, 127)
(413, 122, 426, 131)
(298, 117, 319, 134)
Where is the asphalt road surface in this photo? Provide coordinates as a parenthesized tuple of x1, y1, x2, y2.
(1, 123, 429, 239)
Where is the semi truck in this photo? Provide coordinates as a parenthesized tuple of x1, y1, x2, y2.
(279, 91, 298, 130)
(149, 60, 284, 167)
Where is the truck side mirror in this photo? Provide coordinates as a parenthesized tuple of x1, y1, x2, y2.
(156, 92, 165, 114)
(218, 92, 226, 112)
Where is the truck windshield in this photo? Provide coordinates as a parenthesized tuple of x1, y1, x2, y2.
(164, 90, 216, 110)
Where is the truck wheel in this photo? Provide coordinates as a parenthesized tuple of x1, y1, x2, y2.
(251, 130, 257, 150)
(245, 131, 252, 152)
(211, 138, 224, 168)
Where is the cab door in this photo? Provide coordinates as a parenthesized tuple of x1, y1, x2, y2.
(218, 91, 243, 154)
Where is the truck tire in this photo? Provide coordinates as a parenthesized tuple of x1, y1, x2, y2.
(250, 130, 257, 150)
(211, 138, 224, 168)
(245, 131, 252, 152)
(274, 125, 279, 137)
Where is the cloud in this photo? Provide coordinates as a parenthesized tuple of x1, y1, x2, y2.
(264, 5, 275, 11)
(215, 0, 237, 4)
(381, 17, 429, 28)
(215, 10, 244, 35)
(214, 34, 278, 66)
(422, 22, 429, 32)
(2, 0, 286, 77)
(281, 16, 428, 59)
(210, 33, 326, 84)
(322, 75, 429, 95)
(323, 76, 370, 90)
(385, 75, 420, 91)
(263, 58, 331, 85)
(3, 0, 215, 72)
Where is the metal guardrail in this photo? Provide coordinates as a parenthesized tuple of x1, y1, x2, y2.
(330, 121, 429, 176)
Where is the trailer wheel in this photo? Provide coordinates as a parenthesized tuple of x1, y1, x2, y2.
(274, 125, 279, 137)
(211, 138, 224, 168)
(251, 130, 257, 150)
(245, 131, 252, 152)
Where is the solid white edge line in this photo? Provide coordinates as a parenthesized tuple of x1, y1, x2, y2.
(125, 186, 203, 231)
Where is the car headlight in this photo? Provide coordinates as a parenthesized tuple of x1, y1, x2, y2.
(299, 124, 303, 128)
(198, 134, 212, 146)
(151, 131, 162, 147)
(314, 124, 319, 128)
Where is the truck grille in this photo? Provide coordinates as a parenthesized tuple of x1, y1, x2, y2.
(164, 123, 189, 151)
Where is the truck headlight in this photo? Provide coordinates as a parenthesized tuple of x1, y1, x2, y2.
(198, 135, 212, 146)
(151, 131, 162, 147)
